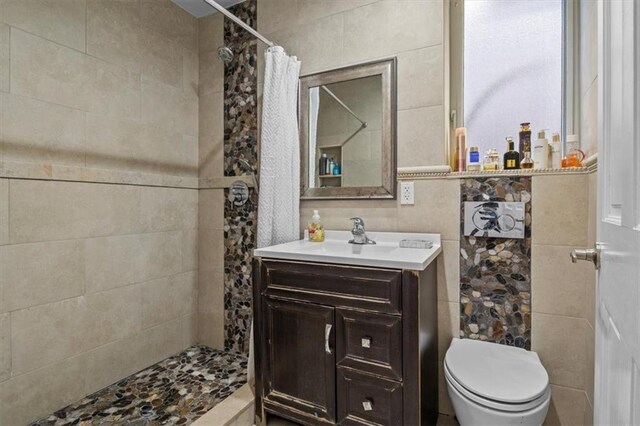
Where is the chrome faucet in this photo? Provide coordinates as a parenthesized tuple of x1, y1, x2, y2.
(349, 217, 376, 245)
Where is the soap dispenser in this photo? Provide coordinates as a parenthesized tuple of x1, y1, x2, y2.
(308, 210, 325, 242)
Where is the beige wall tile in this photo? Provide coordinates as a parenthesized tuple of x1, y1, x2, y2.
(140, 0, 197, 52)
(141, 271, 196, 329)
(181, 312, 198, 348)
(198, 227, 224, 272)
(0, 179, 7, 245)
(86, 0, 142, 73)
(138, 25, 184, 89)
(587, 172, 597, 248)
(198, 312, 224, 349)
(1, 0, 86, 52)
(1, 93, 86, 166)
(579, 0, 598, 98)
(9, 180, 142, 243)
(85, 319, 181, 394)
(11, 285, 141, 376)
(581, 80, 598, 157)
(397, 46, 444, 110)
(199, 50, 224, 97)
(585, 322, 595, 406)
(438, 360, 454, 416)
(300, 199, 398, 232)
(397, 106, 446, 167)
(532, 313, 588, 390)
(0, 240, 85, 312)
(0, 313, 9, 382)
(532, 174, 588, 247)
(199, 89, 224, 138)
(0, 23, 9, 92)
(257, 0, 299, 34)
(10, 297, 87, 376)
(197, 266, 224, 348)
(437, 240, 460, 303)
(139, 187, 198, 233)
(142, 76, 197, 135)
(85, 231, 182, 293)
(543, 385, 589, 426)
(0, 353, 87, 426)
(183, 48, 199, 96)
(198, 13, 223, 55)
(397, 178, 460, 240)
(199, 189, 224, 230)
(531, 244, 593, 318)
(437, 301, 458, 361)
(11, 29, 140, 119)
(343, 0, 443, 64)
(198, 269, 224, 316)
(296, 0, 379, 27)
(291, 13, 345, 76)
(182, 228, 198, 272)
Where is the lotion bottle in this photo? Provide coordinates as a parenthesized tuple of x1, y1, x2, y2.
(532, 129, 549, 169)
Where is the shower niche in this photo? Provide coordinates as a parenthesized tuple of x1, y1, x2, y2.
(299, 58, 397, 200)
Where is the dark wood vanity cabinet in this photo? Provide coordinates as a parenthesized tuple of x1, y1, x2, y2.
(253, 258, 438, 426)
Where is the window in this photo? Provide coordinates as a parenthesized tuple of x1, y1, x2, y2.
(450, 0, 573, 158)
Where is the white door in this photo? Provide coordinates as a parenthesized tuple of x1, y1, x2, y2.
(593, 0, 640, 424)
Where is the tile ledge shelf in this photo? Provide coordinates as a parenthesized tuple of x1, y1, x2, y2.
(0, 160, 200, 189)
(398, 154, 597, 180)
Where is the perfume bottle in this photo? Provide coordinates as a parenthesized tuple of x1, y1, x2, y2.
(521, 151, 534, 169)
(519, 122, 532, 161)
(503, 136, 520, 170)
(467, 146, 481, 171)
(482, 149, 500, 171)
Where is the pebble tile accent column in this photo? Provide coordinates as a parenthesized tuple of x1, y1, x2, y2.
(460, 177, 532, 349)
(222, 0, 258, 354)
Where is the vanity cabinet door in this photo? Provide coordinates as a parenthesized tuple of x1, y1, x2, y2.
(263, 297, 336, 423)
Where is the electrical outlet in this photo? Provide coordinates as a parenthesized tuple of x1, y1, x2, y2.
(400, 181, 414, 205)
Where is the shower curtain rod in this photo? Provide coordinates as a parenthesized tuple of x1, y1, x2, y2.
(202, 0, 368, 128)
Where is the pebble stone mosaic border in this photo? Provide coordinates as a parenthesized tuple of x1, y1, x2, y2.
(31, 346, 247, 426)
(460, 177, 532, 349)
(222, 0, 259, 355)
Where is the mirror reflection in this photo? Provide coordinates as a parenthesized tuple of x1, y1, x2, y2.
(308, 75, 383, 189)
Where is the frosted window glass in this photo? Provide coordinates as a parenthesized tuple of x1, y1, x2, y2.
(464, 0, 562, 156)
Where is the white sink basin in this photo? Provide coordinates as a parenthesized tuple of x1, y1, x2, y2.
(254, 231, 441, 270)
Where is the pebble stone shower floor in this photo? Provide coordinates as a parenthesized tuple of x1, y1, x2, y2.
(31, 346, 248, 426)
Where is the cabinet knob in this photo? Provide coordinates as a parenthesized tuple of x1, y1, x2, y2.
(362, 399, 374, 412)
(361, 336, 372, 348)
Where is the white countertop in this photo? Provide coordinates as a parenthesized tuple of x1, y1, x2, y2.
(253, 231, 441, 271)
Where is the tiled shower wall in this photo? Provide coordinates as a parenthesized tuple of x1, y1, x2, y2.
(0, 1, 200, 424)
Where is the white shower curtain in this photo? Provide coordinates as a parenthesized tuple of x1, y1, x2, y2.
(249, 46, 301, 391)
(257, 46, 301, 249)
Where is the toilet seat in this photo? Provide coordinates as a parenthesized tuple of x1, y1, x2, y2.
(444, 338, 550, 407)
(444, 361, 551, 413)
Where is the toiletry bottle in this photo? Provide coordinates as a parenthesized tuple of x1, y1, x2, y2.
(519, 122, 532, 161)
(503, 136, 520, 170)
(332, 162, 340, 175)
(454, 127, 467, 172)
(562, 135, 585, 167)
(521, 151, 534, 169)
(550, 132, 562, 168)
(308, 210, 325, 242)
(532, 130, 549, 169)
(319, 153, 327, 176)
(467, 146, 481, 171)
(327, 158, 334, 175)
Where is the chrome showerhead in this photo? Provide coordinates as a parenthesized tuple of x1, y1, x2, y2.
(217, 46, 234, 63)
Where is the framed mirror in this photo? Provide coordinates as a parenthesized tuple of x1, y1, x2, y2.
(299, 58, 397, 199)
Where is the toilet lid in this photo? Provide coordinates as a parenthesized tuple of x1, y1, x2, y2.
(444, 338, 549, 404)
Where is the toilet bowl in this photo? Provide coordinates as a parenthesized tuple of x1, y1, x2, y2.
(444, 338, 551, 426)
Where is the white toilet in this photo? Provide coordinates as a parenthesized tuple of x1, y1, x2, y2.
(444, 338, 551, 426)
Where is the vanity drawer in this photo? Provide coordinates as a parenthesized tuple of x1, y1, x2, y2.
(337, 368, 403, 426)
(261, 260, 402, 314)
(336, 309, 402, 380)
